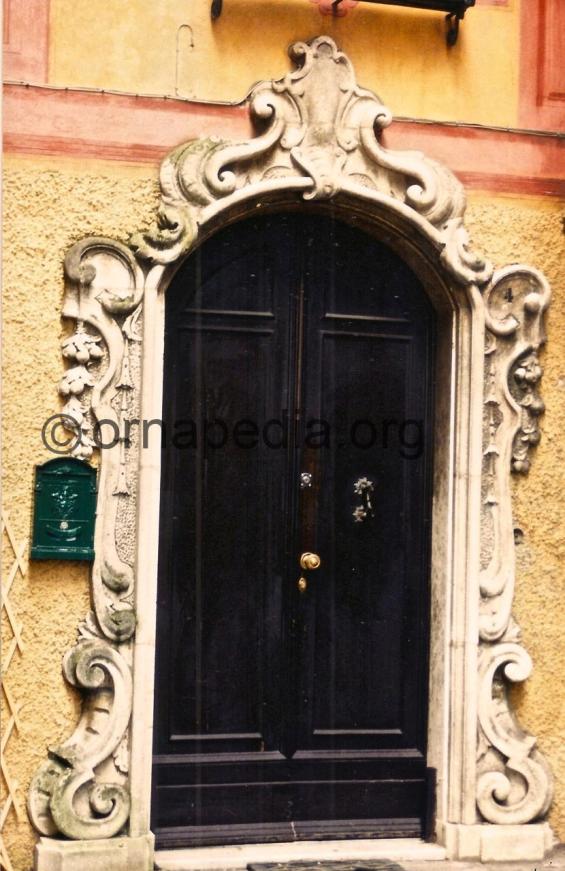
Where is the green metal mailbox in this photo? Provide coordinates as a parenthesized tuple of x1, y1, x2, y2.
(31, 458, 97, 560)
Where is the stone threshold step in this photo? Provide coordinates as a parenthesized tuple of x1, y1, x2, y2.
(155, 839, 446, 871)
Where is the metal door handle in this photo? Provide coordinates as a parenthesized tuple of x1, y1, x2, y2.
(300, 552, 321, 570)
(353, 477, 374, 523)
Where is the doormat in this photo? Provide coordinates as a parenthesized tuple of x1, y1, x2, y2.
(247, 862, 406, 871)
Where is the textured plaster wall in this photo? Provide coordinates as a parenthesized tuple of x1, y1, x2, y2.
(48, 0, 519, 127)
(2, 158, 563, 871)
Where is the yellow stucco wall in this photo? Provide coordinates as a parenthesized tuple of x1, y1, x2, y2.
(47, 0, 520, 127)
(2, 153, 563, 870)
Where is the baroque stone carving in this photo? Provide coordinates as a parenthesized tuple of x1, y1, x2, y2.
(130, 36, 491, 287)
(477, 639, 554, 824)
(480, 266, 550, 642)
(29, 36, 553, 849)
(475, 265, 552, 827)
(28, 615, 132, 839)
(28, 240, 143, 840)
(61, 237, 145, 642)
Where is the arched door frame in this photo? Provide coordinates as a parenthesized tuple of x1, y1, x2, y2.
(28, 37, 553, 871)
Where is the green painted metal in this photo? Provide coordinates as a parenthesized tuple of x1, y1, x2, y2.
(31, 458, 97, 561)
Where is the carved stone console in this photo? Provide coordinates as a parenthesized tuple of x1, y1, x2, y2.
(28, 36, 553, 870)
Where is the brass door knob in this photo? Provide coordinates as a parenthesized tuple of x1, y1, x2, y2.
(300, 552, 321, 570)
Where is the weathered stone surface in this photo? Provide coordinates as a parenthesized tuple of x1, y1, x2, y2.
(34, 834, 153, 871)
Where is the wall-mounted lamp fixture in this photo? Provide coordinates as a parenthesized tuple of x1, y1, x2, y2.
(211, 0, 475, 45)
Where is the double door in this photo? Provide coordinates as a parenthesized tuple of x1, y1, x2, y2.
(152, 212, 435, 847)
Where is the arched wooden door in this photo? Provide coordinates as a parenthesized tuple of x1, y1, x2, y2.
(152, 212, 436, 847)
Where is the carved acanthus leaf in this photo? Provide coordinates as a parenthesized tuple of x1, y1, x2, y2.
(28, 639, 132, 839)
(77, 610, 105, 642)
(510, 352, 545, 474)
(113, 733, 130, 776)
(130, 138, 227, 263)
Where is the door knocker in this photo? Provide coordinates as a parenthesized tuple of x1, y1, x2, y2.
(352, 477, 374, 523)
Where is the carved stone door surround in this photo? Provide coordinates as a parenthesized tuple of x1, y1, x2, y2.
(27, 36, 554, 871)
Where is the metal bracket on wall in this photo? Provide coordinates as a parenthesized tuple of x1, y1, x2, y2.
(211, 0, 475, 46)
(445, 12, 460, 46)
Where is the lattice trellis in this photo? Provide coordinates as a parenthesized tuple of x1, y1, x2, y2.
(1, 513, 26, 871)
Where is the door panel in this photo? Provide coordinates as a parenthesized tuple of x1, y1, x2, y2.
(155, 218, 297, 758)
(297, 220, 434, 755)
(153, 212, 435, 846)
